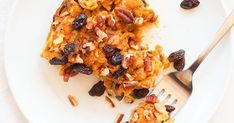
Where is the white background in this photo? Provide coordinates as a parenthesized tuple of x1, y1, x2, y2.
(0, 0, 233, 123)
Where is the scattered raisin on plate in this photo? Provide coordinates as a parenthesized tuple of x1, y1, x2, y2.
(165, 105, 176, 113)
(180, 0, 200, 9)
(89, 81, 106, 96)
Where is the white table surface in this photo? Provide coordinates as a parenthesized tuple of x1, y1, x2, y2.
(0, 0, 233, 123)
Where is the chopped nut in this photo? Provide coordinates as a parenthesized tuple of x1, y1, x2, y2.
(143, 110, 154, 120)
(122, 54, 134, 69)
(114, 113, 124, 123)
(75, 54, 84, 63)
(146, 94, 159, 104)
(107, 15, 115, 27)
(86, 18, 97, 29)
(125, 73, 134, 81)
(78, 0, 98, 10)
(105, 96, 115, 108)
(60, 11, 69, 17)
(100, 68, 110, 76)
(108, 35, 120, 45)
(132, 112, 139, 122)
(144, 56, 152, 72)
(95, 27, 108, 41)
(129, 40, 140, 50)
(134, 17, 144, 25)
(123, 81, 137, 89)
(97, 15, 106, 26)
(53, 35, 64, 45)
(124, 96, 134, 104)
(68, 95, 78, 107)
(83, 42, 95, 51)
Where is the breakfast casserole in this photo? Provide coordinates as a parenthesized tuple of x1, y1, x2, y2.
(41, 0, 170, 102)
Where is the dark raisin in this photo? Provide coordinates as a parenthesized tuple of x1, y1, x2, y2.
(63, 43, 76, 56)
(72, 13, 87, 30)
(49, 56, 68, 65)
(174, 57, 185, 71)
(168, 49, 185, 62)
(132, 88, 149, 99)
(65, 63, 93, 75)
(109, 51, 123, 66)
(165, 105, 176, 113)
(112, 66, 126, 79)
(88, 81, 106, 96)
(180, 0, 200, 9)
(103, 45, 115, 57)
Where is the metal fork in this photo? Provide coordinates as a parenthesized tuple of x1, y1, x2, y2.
(153, 10, 234, 117)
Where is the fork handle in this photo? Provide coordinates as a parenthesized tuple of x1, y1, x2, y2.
(189, 10, 234, 73)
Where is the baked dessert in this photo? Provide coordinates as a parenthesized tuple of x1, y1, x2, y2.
(41, 0, 169, 102)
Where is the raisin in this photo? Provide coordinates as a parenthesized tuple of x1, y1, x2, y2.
(72, 13, 87, 30)
(168, 49, 185, 62)
(63, 43, 76, 56)
(103, 45, 115, 57)
(174, 57, 185, 71)
(165, 105, 176, 113)
(109, 51, 123, 66)
(65, 63, 93, 75)
(49, 56, 68, 65)
(112, 66, 126, 79)
(132, 88, 149, 99)
(88, 81, 106, 96)
(180, 0, 200, 9)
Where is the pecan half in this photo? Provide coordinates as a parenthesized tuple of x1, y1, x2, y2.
(115, 7, 134, 24)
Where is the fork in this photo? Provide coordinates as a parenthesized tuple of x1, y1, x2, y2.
(153, 10, 234, 117)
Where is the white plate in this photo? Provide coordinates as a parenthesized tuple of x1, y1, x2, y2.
(4, 0, 233, 123)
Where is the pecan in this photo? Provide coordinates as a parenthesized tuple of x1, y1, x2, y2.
(146, 94, 159, 104)
(95, 27, 108, 41)
(115, 7, 134, 24)
(107, 15, 115, 27)
(122, 54, 134, 69)
(123, 81, 137, 89)
(144, 56, 152, 72)
(108, 35, 120, 45)
(134, 17, 144, 26)
(97, 15, 106, 27)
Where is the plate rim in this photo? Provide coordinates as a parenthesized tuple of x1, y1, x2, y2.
(3, 0, 234, 122)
